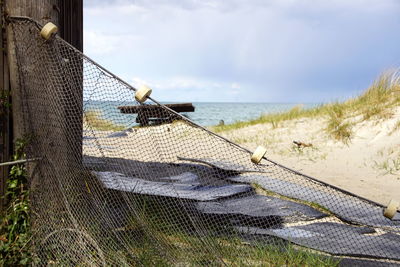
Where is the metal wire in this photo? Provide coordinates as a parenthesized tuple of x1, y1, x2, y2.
(0, 158, 39, 167)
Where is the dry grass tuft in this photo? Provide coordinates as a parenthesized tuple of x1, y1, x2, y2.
(325, 103, 353, 144)
(84, 110, 125, 131)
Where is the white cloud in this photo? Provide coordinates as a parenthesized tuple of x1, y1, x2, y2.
(85, 3, 147, 16)
(84, 30, 120, 55)
(127, 76, 250, 101)
(84, 0, 400, 102)
(231, 83, 241, 89)
(83, 30, 142, 56)
(131, 76, 239, 91)
(84, 0, 400, 13)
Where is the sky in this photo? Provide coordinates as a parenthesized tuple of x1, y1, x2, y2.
(83, 0, 400, 103)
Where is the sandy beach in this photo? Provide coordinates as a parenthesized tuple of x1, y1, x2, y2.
(85, 106, 400, 206)
(219, 107, 400, 205)
(84, 92, 400, 206)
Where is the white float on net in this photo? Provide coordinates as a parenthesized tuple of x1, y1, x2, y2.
(40, 22, 58, 40)
(135, 84, 152, 103)
(384, 199, 399, 219)
(251, 146, 267, 164)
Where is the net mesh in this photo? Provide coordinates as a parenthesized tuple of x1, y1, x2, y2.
(8, 17, 400, 266)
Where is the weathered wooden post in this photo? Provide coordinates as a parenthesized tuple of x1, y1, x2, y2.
(5, 0, 83, 137)
(1, 0, 83, 210)
(6, 1, 61, 141)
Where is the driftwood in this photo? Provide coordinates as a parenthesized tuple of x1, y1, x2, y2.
(293, 140, 313, 148)
(118, 103, 195, 126)
(118, 103, 194, 114)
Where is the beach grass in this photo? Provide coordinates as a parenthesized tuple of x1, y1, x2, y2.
(375, 158, 400, 175)
(72, 186, 339, 266)
(84, 110, 125, 131)
(107, 194, 339, 266)
(390, 120, 400, 135)
(212, 69, 400, 142)
(325, 103, 354, 143)
(116, 230, 340, 266)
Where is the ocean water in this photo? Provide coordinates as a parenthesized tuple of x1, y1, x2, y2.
(188, 103, 317, 126)
(84, 101, 318, 127)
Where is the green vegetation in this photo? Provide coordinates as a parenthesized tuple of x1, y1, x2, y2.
(107, 194, 339, 266)
(389, 120, 400, 135)
(373, 147, 400, 175)
(84, 110, 125, 131)
(0, 91, 10, 108)
(213, 70, 400, 143)
(17, 170, 339, 266)
(325, 103, 353, 144)
(375, 158, 400, 175)
(213, 104, 321, 133)
(290, 142, 328, 162)
(0, 90, 10, 117)
(54, 178, 339, 266)
(126, 232, 340, 266)
(0, 138, 36, 265)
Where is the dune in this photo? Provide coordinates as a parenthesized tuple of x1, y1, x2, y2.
(217, 71, 400, 205)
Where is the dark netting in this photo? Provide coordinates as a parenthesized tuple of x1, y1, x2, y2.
(7, 17, 400, 266)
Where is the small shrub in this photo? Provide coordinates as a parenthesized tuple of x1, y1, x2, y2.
(0, 138, 36, 265)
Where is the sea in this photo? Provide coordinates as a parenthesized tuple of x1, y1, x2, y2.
(84, 101, 318, 127)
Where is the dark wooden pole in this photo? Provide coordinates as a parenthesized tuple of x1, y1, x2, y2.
(60, 1, 83, 52)
(1, 0, 83, 210)
(59, 0, 84, 164)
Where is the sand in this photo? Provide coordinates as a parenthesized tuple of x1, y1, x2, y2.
(83, 107, 400, 206)
(220, 108, 400, 205)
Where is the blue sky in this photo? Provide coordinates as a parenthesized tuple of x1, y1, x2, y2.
(83, 0, 400, 103)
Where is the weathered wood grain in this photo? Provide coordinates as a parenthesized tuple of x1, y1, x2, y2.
(6, 0, 61, 141)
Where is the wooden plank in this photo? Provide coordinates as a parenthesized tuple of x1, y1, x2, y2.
(118, 103, 195, 114)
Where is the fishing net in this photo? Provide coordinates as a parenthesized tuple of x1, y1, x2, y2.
(7, 17, 400, 266)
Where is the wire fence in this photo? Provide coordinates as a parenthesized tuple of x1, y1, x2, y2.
(7, 17, 400, 266)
